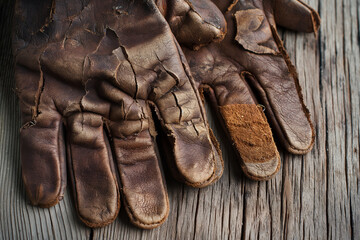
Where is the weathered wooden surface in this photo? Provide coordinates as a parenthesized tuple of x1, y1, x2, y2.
(0, 0, 359, 239)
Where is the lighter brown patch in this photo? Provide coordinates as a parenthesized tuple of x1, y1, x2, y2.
(219, 104, 280, 180)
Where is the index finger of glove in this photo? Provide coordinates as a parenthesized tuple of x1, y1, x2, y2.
(150, 39, 223, 187)
(242, 53, 315, 154)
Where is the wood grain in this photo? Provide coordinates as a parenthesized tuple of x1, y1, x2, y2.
(0, 0, 359, 239)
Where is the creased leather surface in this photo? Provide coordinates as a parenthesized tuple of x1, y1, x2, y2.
(166, 0, 319, 180)
(13, 0, 223, 229)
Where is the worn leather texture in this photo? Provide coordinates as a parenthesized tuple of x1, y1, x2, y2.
(164, 0, 320, 180)
(163, 0, 227, 49)
(13, 0, 224, 229)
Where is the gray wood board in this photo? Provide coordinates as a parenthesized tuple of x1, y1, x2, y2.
(1, 0, 359, 239)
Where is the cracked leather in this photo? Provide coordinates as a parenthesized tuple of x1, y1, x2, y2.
(13, 0, 223, 228)
(163, 0, 319, 180)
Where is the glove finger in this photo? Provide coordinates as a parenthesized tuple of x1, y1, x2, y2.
(273, 0, 320, 33)
(99, 80, 169, 229)
(66, 113, 120, 228)
(20, 113, 66, 207)
(108, 116, 169, 229)
(154, 89, 223, 187)
(153, 42, 223, 187)
(16, 65, 66, 208)
(184, 46, 280, 181)
(241, 50, 315, 154)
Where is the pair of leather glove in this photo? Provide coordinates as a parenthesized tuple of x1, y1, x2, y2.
(12, 0, 319, 229)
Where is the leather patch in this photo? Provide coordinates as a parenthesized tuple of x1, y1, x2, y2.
(234, 9, 279, 55)
(219, 104, 280, 179)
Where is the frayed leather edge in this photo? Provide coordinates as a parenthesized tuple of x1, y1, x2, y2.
(270, 24, 315, 153)
(297, 0, 321, 37)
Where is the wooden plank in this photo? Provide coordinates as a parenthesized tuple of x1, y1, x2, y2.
(0, 0, 359, 239)
(319, 0, 360, 239)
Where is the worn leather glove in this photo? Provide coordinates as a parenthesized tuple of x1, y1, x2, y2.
(163, 0, 320, 180)
(13, 0, 224, 229)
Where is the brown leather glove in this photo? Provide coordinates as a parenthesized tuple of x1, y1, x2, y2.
(13, 0, 223, 229)
(164, 0, 320, 180)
